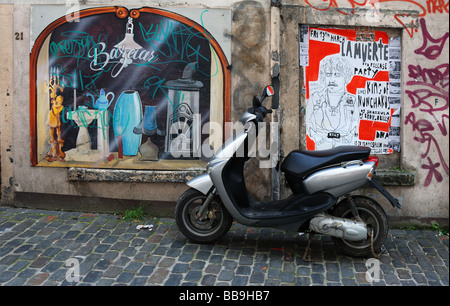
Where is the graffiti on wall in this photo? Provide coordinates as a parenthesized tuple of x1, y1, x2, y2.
(301, 26, 400, 153)
(305, 0, 449, 15)
(30, 6, 230, 170)
(305, 0, 449, 38)
(405, 18, 449, 186)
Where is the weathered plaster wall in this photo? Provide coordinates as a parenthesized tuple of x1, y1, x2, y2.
(231, 1, 272, 201)
(397, 5, 449, 223)
(0, 4, 14, 203)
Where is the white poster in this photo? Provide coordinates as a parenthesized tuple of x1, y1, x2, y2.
(304, 27, 399, 154)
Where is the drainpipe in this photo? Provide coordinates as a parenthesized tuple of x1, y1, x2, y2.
(270, 1, 281, 201)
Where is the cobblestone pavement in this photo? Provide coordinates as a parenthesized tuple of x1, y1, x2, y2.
(0, 207, 448, 287)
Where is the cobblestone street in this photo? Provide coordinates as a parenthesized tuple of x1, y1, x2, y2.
(0, 207, 448, 287)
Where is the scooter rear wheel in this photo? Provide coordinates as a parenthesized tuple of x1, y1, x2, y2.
(331, 195, 389, 257)
(175, 188, 233, 244)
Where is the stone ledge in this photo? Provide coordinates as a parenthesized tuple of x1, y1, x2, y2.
(67, 168, 416, 186)
(373, 169, 416, 186)
(67, 168, 205, 183)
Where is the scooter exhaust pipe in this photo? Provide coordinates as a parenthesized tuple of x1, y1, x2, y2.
(309, 213, 368, 241)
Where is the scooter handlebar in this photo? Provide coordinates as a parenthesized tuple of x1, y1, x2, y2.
(254, 106, 272, 122)
(250, 86, 274, 122)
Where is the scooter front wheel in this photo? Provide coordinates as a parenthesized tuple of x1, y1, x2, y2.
(175, 188, 233, 244)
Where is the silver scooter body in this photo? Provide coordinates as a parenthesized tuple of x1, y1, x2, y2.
(178, 86, 401, 255)
(187, 110, 377, 235)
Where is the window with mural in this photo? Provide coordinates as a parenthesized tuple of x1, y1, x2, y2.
(30, 6, 230, 170)
(300, 26, 401, 155)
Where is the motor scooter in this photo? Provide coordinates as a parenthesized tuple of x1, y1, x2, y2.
(175, 85, 401, 258)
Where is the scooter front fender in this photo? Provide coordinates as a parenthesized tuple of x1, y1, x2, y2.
(186, 173, 214, 195)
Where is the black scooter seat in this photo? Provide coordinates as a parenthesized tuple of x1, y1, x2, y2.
(281, 146, 371, 178)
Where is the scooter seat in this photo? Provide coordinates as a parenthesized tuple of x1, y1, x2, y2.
(281, 146, 371, 179)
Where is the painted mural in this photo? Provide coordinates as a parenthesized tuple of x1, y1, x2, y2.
(30, 6, 230, 170)
(301, 26, 400, 154)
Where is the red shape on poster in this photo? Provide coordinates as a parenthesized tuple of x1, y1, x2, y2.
(305, 41, 340, 99)
(346, 70, 390, 95)
(306, 134, 316, 151)
(359, 108, 394, 141)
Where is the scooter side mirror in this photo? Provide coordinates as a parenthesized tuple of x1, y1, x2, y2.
(260, 85, 274, 104)
(265, 85, 274, 97)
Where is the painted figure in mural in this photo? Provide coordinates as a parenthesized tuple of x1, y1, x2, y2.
(45, 75, 66, 162)
(306, 55, 358, 150)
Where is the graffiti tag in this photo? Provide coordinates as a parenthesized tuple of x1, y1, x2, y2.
(404, 18, 449, 186)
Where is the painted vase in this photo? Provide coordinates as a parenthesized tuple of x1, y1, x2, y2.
(113, 90, 143, 156)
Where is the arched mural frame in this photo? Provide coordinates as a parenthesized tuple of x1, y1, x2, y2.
(30, 6, 230, 169)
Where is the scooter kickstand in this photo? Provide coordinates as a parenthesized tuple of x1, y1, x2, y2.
(302, 232, 315, 262)
(369, 228, 385, 259)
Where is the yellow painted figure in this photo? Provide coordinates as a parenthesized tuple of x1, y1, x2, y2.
(45, 76, 65, 162)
